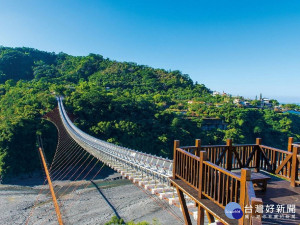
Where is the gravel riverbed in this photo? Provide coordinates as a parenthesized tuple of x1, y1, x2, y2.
(0, 174, 185, 225)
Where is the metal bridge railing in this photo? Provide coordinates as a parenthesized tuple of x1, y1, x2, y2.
(57, 97, 173, 182)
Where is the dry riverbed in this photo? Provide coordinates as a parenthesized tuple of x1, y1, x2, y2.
(0, 173, 185, 225)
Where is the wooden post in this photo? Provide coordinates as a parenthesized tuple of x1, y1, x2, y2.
(38, 147, 63, 225)
(287, 137, 294, 178)
(176, 187, 192, 225)
(226, 139, 233, 171)
(251, 197, 263, 224)
(173, 140, 180, 179)
(251, 197, 263, 217)
(291, 145, 299, 187)
(198, 151, 207, 225)
(195, 139, 201, 157)
(255, 138, 262, 173)
(239, 168, 251, 225)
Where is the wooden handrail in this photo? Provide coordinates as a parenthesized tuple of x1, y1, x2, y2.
(174, 137, 299, 200)
(180, 146, 198, 149)
(246, 181, 256, 200)
(201, 144, 227, 148)
(234, 144, 257, 147)
(202, 144, 257, 148)
(259, 145, 293, 155)
(173, 141, 263, 224)
(244, 181, 263, 225)
(203, 160, 241, 181)
(176, 147, 200, 160)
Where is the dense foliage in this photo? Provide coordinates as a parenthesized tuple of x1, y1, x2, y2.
(0, 46, 299, 179)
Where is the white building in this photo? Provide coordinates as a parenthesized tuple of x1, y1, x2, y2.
(213, 91, 221, 96)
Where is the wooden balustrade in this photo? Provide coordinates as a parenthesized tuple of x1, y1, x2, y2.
(201, 142, 257, 170)
(233, 145, 257, 169)
(259, 145, 293, 177)
(201, 160, 241, 209)
(178, 137, 300, 187)
(173, 145, 262, 225)
(201, 145, 228, 167)
(180, 146, 198, 153)
(172, 137, 299, 225)
(174, 147, 200, 190)
(243, 180, 263, 225)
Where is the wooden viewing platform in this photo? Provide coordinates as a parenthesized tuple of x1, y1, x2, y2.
(171, 137, 300, 225)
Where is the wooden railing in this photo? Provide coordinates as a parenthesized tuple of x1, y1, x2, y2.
(259, 145, 292, 174)
(291, 143, 300, 186)
(173, 137, 300, 224)
(174, 147, 200, 190)
(233, 144, 257, 169)
(202, 144, 227, 167)
(180, 137, 300, 187)
(173, 142, 263, 224)
(244, 181, 263, 225)
(201, 160, 241, 208)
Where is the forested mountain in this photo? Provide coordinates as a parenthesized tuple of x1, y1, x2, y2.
(0, 46, 299, 180)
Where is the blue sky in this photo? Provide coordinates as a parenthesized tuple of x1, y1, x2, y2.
(0, 0, 300, 103)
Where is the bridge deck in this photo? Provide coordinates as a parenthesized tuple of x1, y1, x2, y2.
(254, 173, 300, 225)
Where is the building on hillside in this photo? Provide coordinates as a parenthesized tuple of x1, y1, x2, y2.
(201, 118, 227, 131)
(222, 91, 228, 96)
(212, 91, 221, 96)
(242, 101, 250, 107)
(274, 106, 282, 112)
(233, 98, 242, 104)
(261, 98, 272, 108)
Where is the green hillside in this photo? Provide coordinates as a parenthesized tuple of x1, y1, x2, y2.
(0, 46, 299, 179)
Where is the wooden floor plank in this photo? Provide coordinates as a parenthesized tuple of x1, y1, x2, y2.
(255, 172, 300, 225)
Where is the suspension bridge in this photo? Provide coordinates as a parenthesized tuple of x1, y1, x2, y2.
(27, 97, 300, 225)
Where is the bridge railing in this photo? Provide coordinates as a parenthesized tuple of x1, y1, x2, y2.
(174, 146, 200, 190)
(180, 137, 300, 187)
(244, 180, 263, 225)
(201, 159, 241, 208)
(201, 142, 257, 170)
(57, 97, 174, 180)
(202, 144, 227, 167)
(173, 141, 262, 224)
